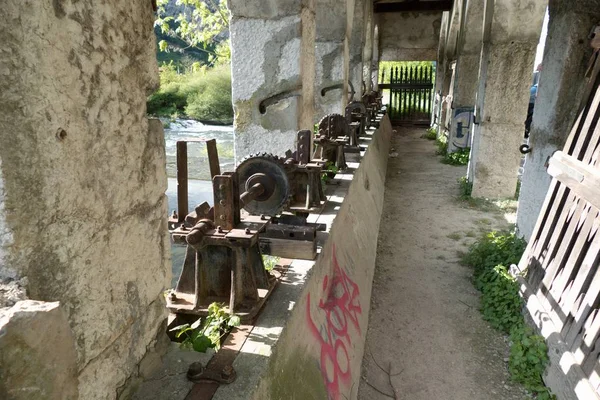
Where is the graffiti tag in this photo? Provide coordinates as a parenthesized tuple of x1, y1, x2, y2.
(306, 245, 362, 400)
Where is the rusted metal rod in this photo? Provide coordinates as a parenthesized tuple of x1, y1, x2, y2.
(239, 183, 265, 209)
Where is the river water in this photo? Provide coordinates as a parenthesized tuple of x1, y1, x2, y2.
(164, 119, 234, 285)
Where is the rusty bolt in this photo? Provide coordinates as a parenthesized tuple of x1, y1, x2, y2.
(245, 228, 251, 234)
(169, 292, 177, 301)
(217, 226, 223, 233)
(220, 200, 226, 206)
(219, 215, 225, 221)
(221, 366, 234, 379)
(219, 184, 225, 190)
(260, 215, 266, 220)
(180, 225, 187, 231)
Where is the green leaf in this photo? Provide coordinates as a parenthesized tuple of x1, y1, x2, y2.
(228, 315, 241, 327)
(192, 334, 213, 353)
(158, 40, 169, 52)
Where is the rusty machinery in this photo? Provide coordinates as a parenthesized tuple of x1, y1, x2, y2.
(345, 100, 368, 143)
(313, 113, 350, 170)
(167, 134, 328, 320)
(362, 90, 384, 127)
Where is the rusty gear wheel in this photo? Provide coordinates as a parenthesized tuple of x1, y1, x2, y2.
(236, 154, 291, 216)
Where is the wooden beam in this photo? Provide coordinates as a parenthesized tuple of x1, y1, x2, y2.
(374, 0, 453, 13)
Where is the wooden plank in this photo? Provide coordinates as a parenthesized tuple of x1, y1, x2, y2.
(518, 276, 600, 400)
(206, 139, 221, 178)
(259, 238, 316, 260)
(548, 152, 600, 212)
(554, 210, 598, 321)
(176, 141, 189, 222)
(564, 239, 600, 345)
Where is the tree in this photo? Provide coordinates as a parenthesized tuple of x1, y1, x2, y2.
(156, 0, 230, 65)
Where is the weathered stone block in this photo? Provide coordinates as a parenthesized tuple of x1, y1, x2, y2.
(0, 301, 78, 400)
(227, 0, 302, 19)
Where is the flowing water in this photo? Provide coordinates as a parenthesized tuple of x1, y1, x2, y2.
(164, 119, 234, 286)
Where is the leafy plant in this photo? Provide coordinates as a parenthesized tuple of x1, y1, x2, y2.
(463, 230, 555, 399)
(509, 324, 555, 399)
(170, 302, 241, 352)
(436, 134, 448, 155)
(321, 162, 339, 185)
(479, 265, 523, 333)
(421, 128, 437, 140)
(458, 176, 472, 198)
(463, 231, 526, 285)
(156, 0, 231, 65)
(262, 255, 280, 271)
(443, 148, 470, 165)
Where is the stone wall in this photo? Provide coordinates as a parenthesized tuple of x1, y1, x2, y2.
(0, 1, 171, 398)
(379, 11, 443, 61)
(229, 1, 316, 161)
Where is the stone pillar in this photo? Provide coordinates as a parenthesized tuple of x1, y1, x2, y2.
(229, 0, 316, 160)
(314, 0, 348, 120)
(0, 1, 170, 398)
(363, 1, 375, 93)
(371, 23, 381, 91)
(469, 0, 547, 198)
(349, 0, 366, 99)
(448, 0, 484, 151)
(517, 0, 600, 240)
(453, 0, 483, 108)
(433, 12, 450, 129)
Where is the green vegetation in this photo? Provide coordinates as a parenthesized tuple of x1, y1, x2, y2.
(321, 162, 339, 185)
(170, 302, 240, 352)
(463, 231, 555, 399)
(421, 127, 437, 140)
(147, 63, 233, 123)
(156, 0, 230, 67)
(262, 255, 280, 272)
(436, 134, 448, 155)
(443, 148, 470, 166)
(458, 176, 473, 199)
(447, 232, 462, 241)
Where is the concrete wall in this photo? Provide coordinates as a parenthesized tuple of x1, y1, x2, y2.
(314, 0, 349, 120)
(229, 0, 316, 161)
(379, 12, 443, 61)
(517, 0, 600, 240)
(214, 116, 392, 400)
(0, 1, 171, 398)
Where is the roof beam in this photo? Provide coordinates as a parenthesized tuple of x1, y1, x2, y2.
(374, 1, 453, 13)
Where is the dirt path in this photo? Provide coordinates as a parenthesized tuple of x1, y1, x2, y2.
(358, 128, 526, 400)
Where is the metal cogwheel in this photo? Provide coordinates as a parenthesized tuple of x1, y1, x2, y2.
(236, 153, 291, 216)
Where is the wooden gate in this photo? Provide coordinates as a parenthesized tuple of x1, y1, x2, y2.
(379, 64, 434, 125)
(517, 36, 600, 399)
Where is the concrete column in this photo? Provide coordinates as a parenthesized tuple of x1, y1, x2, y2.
(433, 11, 450, 129)
(229, 0, 316, 160)
(349, 0, 366, 99)
(453, 0, 484, 108)
(469, 0, 547, 198)
(314, 0, 348, 120)
(371, 23, 381, 91)
(517, 0, 600, 240)
(0, 1, 170, 397)
(363, 1, 375, 92)
(440, 1, 462, 134)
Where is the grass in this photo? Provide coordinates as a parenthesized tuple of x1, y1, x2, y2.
(421, 128, 437, 140)
(442, 148, 470, 166)
(447, 232, 462, 241)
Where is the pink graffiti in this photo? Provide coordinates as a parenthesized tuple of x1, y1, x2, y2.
(306, 245, 362, 400)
